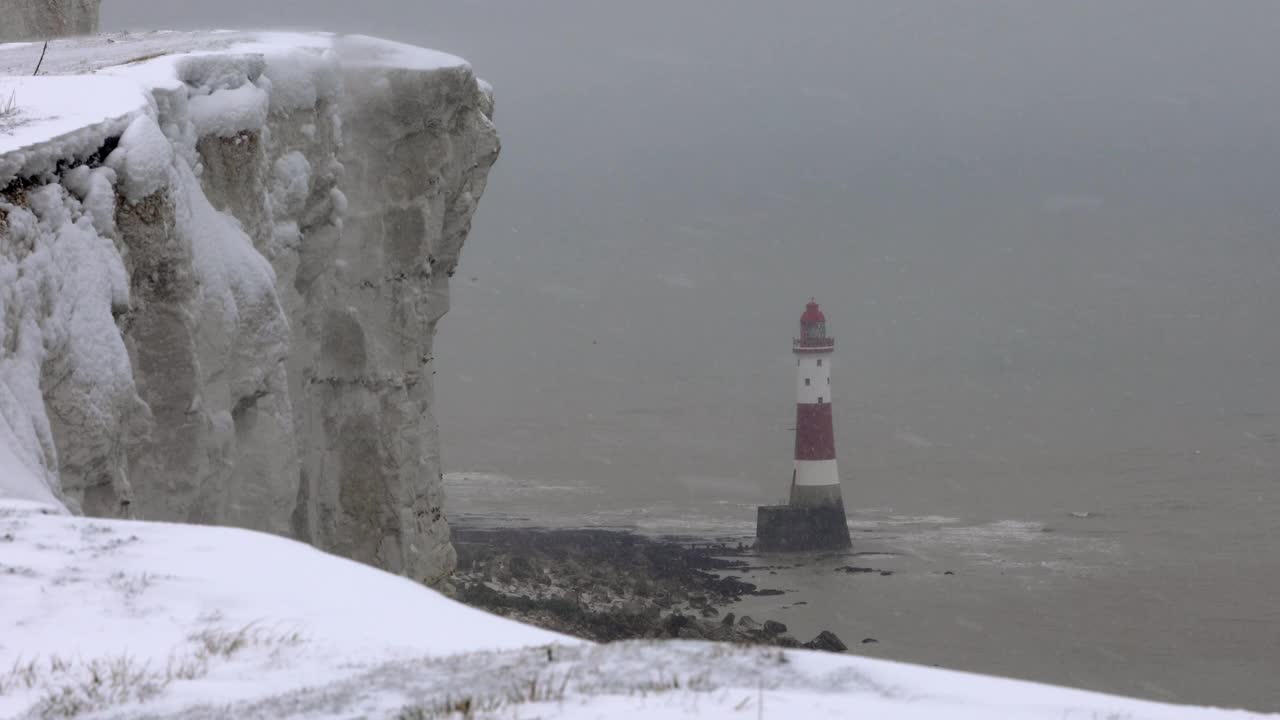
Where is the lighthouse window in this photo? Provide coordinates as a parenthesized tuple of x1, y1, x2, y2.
(804, 378, 811, 386)
(817, 359, 822, 367)
(818, 397, 824, 404)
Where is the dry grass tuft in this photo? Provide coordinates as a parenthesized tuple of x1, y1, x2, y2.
(1, 89, 17, 120)
(188, 622, 303, 660)
(394, 669, 574, 720)
(0, 622, 305, 719)
(396, 695, 505, 720)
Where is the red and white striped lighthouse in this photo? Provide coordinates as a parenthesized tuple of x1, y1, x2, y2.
(790, 299, 846, 509)
(755, 298, 851, 551)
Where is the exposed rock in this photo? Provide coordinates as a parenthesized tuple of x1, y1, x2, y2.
(775, 634, 802, 648)
(663, 613, 692, 636)
(862, 638, 880, 645)
(804, 630, 848, 653)
(763, 620, 788, 636)
(621, 599, 654, 618)
(450, 528, 809, 651)
(705, 623, 737, 642)
(676, 626, 705, 640)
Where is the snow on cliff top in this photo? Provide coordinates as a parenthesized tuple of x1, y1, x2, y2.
(0, 75, 147, 158)
(0, 30, 467, 78)
(0, 31, 468, 182)
(0, 499, 1269, 719)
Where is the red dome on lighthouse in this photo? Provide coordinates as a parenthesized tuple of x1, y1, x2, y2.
(794, 298, 834, 352)
(800, 299, 825, 325)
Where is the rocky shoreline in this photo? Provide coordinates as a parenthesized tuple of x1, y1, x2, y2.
(448, 527, 848, 652)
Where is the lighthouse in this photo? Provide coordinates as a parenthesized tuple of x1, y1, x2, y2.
(756, 299, 852, 551)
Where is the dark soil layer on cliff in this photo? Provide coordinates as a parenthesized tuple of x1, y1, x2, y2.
(450, 527, 847, 652)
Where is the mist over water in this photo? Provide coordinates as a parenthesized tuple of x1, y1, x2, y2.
(106, 2, 1280, 710)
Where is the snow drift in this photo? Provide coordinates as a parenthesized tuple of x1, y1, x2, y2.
(0, 499, 1268, 719)
(0, 32, 499, 585)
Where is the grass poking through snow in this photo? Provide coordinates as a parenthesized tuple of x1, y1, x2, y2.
(0, 622, 305, 719)
(394, 669, 573, 720)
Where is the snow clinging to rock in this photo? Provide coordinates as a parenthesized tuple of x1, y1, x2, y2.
(0, 31, 499, 585)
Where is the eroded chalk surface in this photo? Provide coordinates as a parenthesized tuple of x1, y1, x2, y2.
(1, 32, 498, 584)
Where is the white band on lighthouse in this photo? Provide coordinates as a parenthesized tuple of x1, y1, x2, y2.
(795, 354, 831, 405)
(794, 458, 839, 487)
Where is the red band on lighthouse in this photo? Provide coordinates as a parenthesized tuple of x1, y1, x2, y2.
(794, 403, 835, 460)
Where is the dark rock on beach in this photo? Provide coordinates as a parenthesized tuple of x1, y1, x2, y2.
(449, 526, 846, 652)
(763, 620, 788, 636)
(805, 630, 849, 652)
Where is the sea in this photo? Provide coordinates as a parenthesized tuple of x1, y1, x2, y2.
(447, 467, 1280, 713)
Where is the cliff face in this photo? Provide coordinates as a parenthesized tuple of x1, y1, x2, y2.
(0, 0, 100, 42)
(0, 33, 498, 584)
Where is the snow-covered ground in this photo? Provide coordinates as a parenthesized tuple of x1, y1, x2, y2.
(0, 498, 1269, 719)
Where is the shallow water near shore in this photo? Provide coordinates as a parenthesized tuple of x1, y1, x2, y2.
(447, 472, 1279, 712)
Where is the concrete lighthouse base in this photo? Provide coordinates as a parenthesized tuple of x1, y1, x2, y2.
(755, 503, 852, 552)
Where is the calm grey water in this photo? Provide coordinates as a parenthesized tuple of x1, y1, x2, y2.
(104, 2, 1280, 711)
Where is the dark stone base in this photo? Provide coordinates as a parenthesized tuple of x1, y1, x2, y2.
(756, 504, 852, 552)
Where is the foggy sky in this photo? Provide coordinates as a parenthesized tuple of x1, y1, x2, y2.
(103, 2, 1280, 518)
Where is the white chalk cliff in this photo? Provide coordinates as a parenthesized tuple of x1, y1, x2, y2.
(0, 32, 499, 584)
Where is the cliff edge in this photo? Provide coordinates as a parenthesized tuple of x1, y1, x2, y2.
(0, 32, 499, 585)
